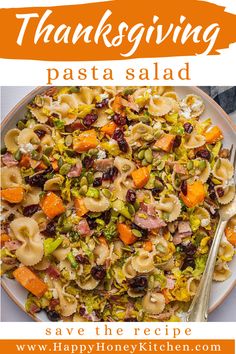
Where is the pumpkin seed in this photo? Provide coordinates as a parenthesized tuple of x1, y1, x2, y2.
(187, 161, 193, 170)
(133, 200, 140, 211)
(14, 149, 22, 161)
(17, 120, 25, 130)
(87, 172, 94, 184)
(65, 135, 73, 147)
(131, 229, 142, 238)
(144, 149, 153, 163)
(154, 130, 162, 139)
(34, 95, 44, 107)
(127, 204, 136, 216)
(80, 176, 88, 186)
(156, 160, 165, 171)
(143, 134, 153, 142)
(142, 159, 149, 166)
(59, 163, 72, 175)
(102, 189, 111, 199)
(79, 185, 88, 196)
(89, 149, 98, 156)
(198, 160, 206, 171)
(122, 164, 131, 172)
(42, 154, 50, 166)
(138, 150, 145, 160)
(58, 157, 64, 168)
(44, 146, 53, 156)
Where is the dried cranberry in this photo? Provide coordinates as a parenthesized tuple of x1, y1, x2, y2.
(23, 204, 39, 217)
(126, 189, 136, 203)
(173, 135, 182, 149)
(209, 191, 217, 201)
(131, 223, 148, 238)
(93, 177, 102, 187)
(118, 139, 129, 153)
(102, 209, 111, 224)
(112, 128, 124, 141)
(25, 173, 47, 188)
(34, 129, 46, 139)
(196, 149, 211, 160)
(95, 98, 109, 109)
(76, 254, 89, 264)
(180, 243, 197, 256)
(86, 217, 97, 229)
(46, 310, 61, 322)
(216, 187, 224, 197)
(79, 307, 86, 316)
(129, 276, 148, 291)
(124, 318, 137, 322)
(66, 119, 85, 132)
(102, 166, 118, 181)
(181, 258, 195, 270)
(83, 114, 98, 128)
(208, 238, 213, 248)
(91, 265, 106, 280)
(49, 299, 59, 311)
(83, 156, 94, 169)
(43, 220, 56, 236)
(181, 180, 188, 196)
(7, 213, 15, 222)
(112, 113, 127, 126)
(183, 122, 193, 134)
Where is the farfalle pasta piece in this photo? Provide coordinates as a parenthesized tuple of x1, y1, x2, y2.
(58, 259, 78, 279)
(53, 244, 71, 261)
(213, 261, 231, 281)
(112, 176, 134, 201)
(194, 207, 211, 228)
(218, 240, 234, 262)
(77, 275, 100, 290)
(212, 158, 234, 182)
(4, 128, 20, 153)
(122, 257, 137, 279)
(41, 134, 55, 148)
(215, 185, 235, 205)
(83, 193, 110, 212)
(148, 96, 173, 117)
(93, 108, 110, 128)
(34, 257, 50, 271)
(102, 86, 124, 96)
(30, 96, 52, 123)
(128, 288, 145, 298)
(10, 217, 44, 266)
(32, 211, 48, 231)
(180, 94, 205, 118)
(184, 131, 206, 149)
(195, 159, 211, 183)
(142, 291, 166, 314)
(156, 194, 181, 222)
(114, 156, 136, 178)
(1, 166, 23, 189)
(131, 249, 155, 273)
(22, 187, 41, 206)
(128, 123, 153, 143)
(94, 243, 109, 265)
(53, 281, 77, 317)
(187, 277, 200, 296)
(18, 128, 40, 147)
(44, 175, 64, 191)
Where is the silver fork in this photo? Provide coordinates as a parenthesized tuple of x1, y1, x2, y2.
(186, 145, 236, 322)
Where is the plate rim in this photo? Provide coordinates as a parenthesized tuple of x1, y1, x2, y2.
(1, 85, 236, 322)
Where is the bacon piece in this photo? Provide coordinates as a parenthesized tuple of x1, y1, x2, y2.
(67, 161, 82, 178)
(4, 240, 21, 251)
(46, 265, 60, 279)
(1, 152, 18, 167)
(94, 158, 114, 172)
(173, 221, 192, 245)
(75, 219, 92, 236)
(173, 163, 187, 175)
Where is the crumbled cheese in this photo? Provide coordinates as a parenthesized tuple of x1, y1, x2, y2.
(100, 93, 108, 101)
(153, 122, 162, 130)
(201, 218, 210, 227)
(191, 99, 203, 112)
(72, 248, 79, 257)
(50, 288, 58, 299)
(97, 150, 106, 159)
(19, 143, 34, 154)
(180, 105, 191, 119)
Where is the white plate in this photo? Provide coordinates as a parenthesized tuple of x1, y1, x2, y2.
(1, 86, 236, 322)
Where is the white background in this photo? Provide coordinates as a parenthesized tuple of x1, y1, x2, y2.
(0, 86, 236, 322)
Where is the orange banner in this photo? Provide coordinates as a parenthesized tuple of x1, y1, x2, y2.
(0, 339, 234, 354)
(0, 0, 236, 61)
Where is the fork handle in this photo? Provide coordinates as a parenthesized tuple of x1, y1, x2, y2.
(186, 218, 227, 322)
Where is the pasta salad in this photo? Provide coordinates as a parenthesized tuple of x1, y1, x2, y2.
(1, 86, 235, 322)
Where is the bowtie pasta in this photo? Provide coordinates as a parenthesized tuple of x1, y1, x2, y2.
(1, 86, 235, 322)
